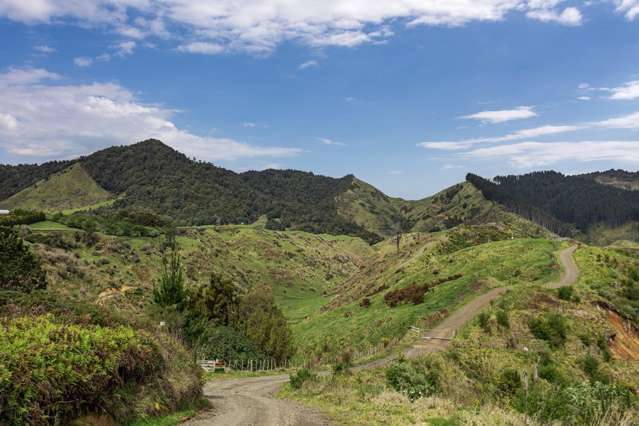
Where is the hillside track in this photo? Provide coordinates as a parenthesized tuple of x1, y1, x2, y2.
(184, 246, 579, 425)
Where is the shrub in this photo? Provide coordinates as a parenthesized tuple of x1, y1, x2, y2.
(528, 313, 568, 348)
(0, 315, 164, 424)
(359, 297, 371, 308)
(477, 311, 491, 333)
(193, 326, 263, 362)
(498, 368, 522, 394)
(290, 368, 317, 390)
(0, 210, 45, 226)
(153, 246, 185, 307)
(332, 350, 353, 375)
(386, 360, 439, 401)
(496, 309, 510, 329)
(0, 226, 47, 292)
(384, 283, 430, 307)
(557, 286, 574, 301)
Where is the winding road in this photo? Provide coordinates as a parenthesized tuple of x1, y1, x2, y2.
(183, 245, 580, 426)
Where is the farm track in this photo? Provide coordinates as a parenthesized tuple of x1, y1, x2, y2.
(183, 246, 580, 425)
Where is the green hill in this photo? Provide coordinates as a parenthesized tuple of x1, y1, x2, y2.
(0, 163, 114, 212)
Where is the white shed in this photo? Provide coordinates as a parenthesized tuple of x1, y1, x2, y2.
(0, 210, 9, 215)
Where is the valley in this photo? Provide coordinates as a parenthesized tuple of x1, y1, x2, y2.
(1, 141, 639, 425)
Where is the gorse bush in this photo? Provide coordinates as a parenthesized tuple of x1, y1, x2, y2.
(0, 226, 47, 292)
(386, 360, 440, 402)
(0, 210, 45, 227)
(0, 315, 163, 425)
(557, 285, 574, 301)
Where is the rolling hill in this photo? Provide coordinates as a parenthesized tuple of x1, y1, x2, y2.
(3, 139, 639, 244)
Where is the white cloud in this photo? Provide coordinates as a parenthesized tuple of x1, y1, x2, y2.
(526, 6, 582, 26)
(176, 42, 224, 55)
(467, 141, 639, 167)
(0, 0, 585, 54)
(74, 57, 93, 67)
(597, 110, 639, 129)
(609, 79, 639, 100)
(577, 96, 591, 101)
(318, 137, 346, 146)
(243, 122, 257, 128)
(419, 124, 581, 150)
(578, 83, 590, 90)
(461, 106, 537, 124)
(0, 67, 301, 161)
(345, 96, 356, 102)
(616, 0, 639, 20)
(34, 45, 55, 54)
(299, 60, 319, 70)
(116, 40, 136, 56)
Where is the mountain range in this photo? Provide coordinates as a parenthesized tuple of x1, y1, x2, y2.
(2, 139, 639, 244)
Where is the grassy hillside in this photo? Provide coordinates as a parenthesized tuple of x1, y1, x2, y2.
(0, 163, 113, 212)
(27, 225, 373, 324)
(283, 244, 639, 425)
(293, 226, 561, 360)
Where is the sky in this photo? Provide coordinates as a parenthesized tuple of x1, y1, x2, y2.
(1, 1, 639, 199)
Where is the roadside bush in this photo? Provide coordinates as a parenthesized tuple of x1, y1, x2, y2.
(0, 315, 164, 424)
(0, 226, 47, 292)
(386, 360, 440, 401)
(332, 350, 353, 375)
(290, 368, 317, 390)
(528, 313, 568, 348)
(515, 381, 636, 424)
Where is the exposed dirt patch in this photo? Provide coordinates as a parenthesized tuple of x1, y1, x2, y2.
(607, 311, 639, 361)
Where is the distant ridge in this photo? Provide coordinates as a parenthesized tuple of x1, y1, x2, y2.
(4, 139, 634, 243)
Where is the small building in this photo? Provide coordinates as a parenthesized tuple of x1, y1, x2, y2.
(0, 210, 9, 215)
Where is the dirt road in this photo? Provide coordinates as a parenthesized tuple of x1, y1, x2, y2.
(182, 375, 330, 426)
(184, 245, 579, 425)
(405, 245, 579, 358)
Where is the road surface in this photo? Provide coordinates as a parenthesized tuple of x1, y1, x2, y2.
(184, 245, 579, 425)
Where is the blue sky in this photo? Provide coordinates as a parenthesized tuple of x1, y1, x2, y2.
(1, 1, 639, 199)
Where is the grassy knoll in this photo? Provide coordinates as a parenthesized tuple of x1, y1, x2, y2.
(293, 236, 560, 360)
(0, 163, 113, 212)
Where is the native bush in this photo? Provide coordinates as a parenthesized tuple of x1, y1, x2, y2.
(193, 326, 263, 362)
(0, 315, 163, 424)
(0, 226, 47, 293)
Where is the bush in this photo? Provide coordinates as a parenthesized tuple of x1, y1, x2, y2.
(528, 313, 568, 348)
(332, 350, 353, 375)
(290, 368, 317, 390)
(558, 286, 574, 301)
(193, 326, 263, 362)
(0, 226, 47, 292)
(0, 315, 164, 424)
(384, 283, 430, 307)
(496, 309, 510, 328)
(477, 311, 491, 333)
(386, 360, 439, 401)
(498, 368, 521, 394)
(0, 210, 45, 226)
(153, 246, 185, 307)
